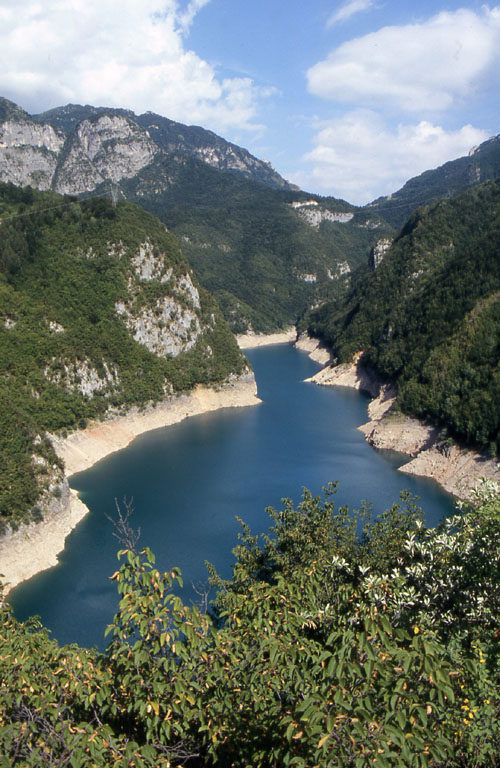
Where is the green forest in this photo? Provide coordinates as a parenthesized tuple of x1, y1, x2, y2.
(306, 179, 500, 455)
(2, 107, 500, 768)
(119, 153, 389, 332)
(2, 482, 500, 766)
(0, 183, 247, 527)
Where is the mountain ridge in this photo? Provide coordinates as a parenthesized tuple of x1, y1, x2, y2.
(368, 133, 500, 228)
(306, 178, 500, 455)
(0, 97, 390, 332)
(0, 96, 294, 194)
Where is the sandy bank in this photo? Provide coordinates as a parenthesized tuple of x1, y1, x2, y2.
(303, 341, 500, 501)
(236, 327, 296, 349)
(0, 375, 260, 596)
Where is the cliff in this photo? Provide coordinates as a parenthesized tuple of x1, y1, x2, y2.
(0, 184, 248, 532)
(0, 97, 293, 195)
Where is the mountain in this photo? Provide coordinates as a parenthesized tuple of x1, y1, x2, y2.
(307, 179, 500, 454)
(0, 182, 247, 528)
(367, 133, 500, 228)
(0, 97, 292, 194)
(120, 157, 388, 331)
(0, 97, 389, 332)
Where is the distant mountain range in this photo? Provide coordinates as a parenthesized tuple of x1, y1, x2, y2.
(2, 96, 500, 338)
(0, 97, 389, 332)
(0, 97, 293, 193)
(367, 133, 500, 228)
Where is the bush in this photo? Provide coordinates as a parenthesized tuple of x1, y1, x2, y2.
(2, 482, 500, 766)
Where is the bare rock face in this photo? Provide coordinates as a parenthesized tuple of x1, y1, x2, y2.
(0, 99, 295, 195)
(54, 115, 158, 194)
(0, 119, 65, 152)
(44, 359, 119, 397)
(0, 120, 64, 189)
(116, 296, 201, 357)
(288, 200, 354, 228)
(194, 143, 279, 180)
(370, 237, 393, 270)
(116, 239, 203, 357)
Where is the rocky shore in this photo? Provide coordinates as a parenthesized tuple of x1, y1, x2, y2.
(236, 327, 296, 348)
(301, 338, 500, 501)
(0, 374, 260, 596)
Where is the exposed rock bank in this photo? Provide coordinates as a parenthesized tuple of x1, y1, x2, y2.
(236, 327, 296, 349)
(0, 483, 88, 598)
(294, 334, 333, 366)
(54, 375, 259, 477)
(0, 375, 260, 596)
(303, 339, 500, 501)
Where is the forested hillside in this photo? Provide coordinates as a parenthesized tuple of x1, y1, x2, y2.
(0, 98, 390, 332)
(2, 482, 500, 766)
(120, 154, 386, 331)
(0, 182, 247, 528)
(367, 133, 500, 229)
(307, 179, 500, 454)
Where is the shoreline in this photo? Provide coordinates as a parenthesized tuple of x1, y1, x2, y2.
(5, 328, 495, 597)
(0, 373, 260, 597)
(53, 374, 260, 477)
(236, 327, 296, 349)
(302, 338, 500, 502)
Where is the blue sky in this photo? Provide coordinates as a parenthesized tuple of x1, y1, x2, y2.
(1, 0, 499, 203)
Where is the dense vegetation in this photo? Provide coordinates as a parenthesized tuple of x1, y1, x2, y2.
(307, 180, 500, 454)
(0, 97, 392, 332)
(0, 183, 247, 527)
(119, 153, 388, 332)
(368, 134, 500, 229)
(2, 481, 500, 766)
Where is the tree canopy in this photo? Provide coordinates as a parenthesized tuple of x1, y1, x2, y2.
(2, 481, 500, 766)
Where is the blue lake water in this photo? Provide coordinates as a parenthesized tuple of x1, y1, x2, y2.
(9, 344, 456, 648)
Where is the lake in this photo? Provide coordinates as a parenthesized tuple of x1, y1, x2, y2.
(9, 344, 456, 648)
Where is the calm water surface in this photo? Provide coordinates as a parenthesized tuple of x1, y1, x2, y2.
(10, 345, 456, 648)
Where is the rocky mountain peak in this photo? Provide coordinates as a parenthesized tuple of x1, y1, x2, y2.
(0, 98, 296, 196)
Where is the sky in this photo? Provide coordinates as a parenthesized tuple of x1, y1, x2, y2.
(1, 0, 499, 204)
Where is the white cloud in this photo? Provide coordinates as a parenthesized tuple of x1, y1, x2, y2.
(327, 0, 375, 27)
(0, 0, 268, 135)
(177, 0, 213, 34)
(290, 110, 489, 204)
(309, 6, 500, 112)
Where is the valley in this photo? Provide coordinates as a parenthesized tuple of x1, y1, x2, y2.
(1, 94, 500, 768)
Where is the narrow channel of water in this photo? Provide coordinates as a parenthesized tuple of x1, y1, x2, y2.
(10, 345, 456, 648)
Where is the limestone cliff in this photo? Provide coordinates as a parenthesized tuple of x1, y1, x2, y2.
(0, 97, 294, 196)
(53, 115, 158, 194)
(288, 200, 354, 228)
(0, 117, 64, 189)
